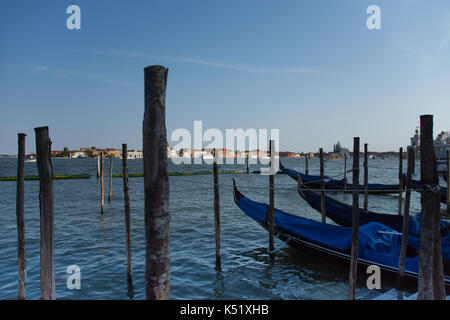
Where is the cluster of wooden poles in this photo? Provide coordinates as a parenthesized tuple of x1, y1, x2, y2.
(14, 65, 170, 300)
(211, 116, 448, 300)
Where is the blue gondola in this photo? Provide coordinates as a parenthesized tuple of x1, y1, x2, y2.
(232, 179, 450, 289)
(280, 163, 402, 194)
(410, 179, 448, 204)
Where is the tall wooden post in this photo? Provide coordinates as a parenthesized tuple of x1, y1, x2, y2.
(348, 137, 360, 300)
(418, 115, 445, 300)
(97, 155, 100, 179)
(34, 126, 55, 300)
(398, 147, 403, 215)
(397, 147, 414, 292)
(16, 133, 27, 300)
(246, 151, 250, 174)
(319, 148, 326, 223)
(363, 144, 368, 210)
(100, 152, 104, 214)
(213, 149, 221, 271)
(122, 144, 133, 291)
(143, 65, 170, 300)
(109, 156, 113, 202)
(344, 155, 347, 190)
(305, 154, 309, 175)
(447, 150, 449, 215)
(268, 140, 275, 253)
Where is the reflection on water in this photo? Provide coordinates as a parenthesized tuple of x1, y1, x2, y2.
(0, 157, 437, 299)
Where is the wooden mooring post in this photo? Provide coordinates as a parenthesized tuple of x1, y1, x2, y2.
(143, 65, 170, 300)
(344, 155, 347, 190)
(268, 140, 275, 254)
(213, 149, 221, 271)
(319, 148, 326, 223)
(418, 115, 445, 300)
(34, 126, 55, 300)
(246, 151, 250, 174)
(122, 144, 133, 291)
(305, 154, 309, 175)
(398, 147, 403, 216)
(97, 155, 100, 179)
(348, 137, 360, 300)
(16, 133, 26, 300)
(397, 147, 414, 293)
(363, 144, 368, 210)
(447, 150, 449, 215)
(109, 156, 113, 202)
(100, 152, 104, 214)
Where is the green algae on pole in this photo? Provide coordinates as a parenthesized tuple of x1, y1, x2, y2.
(143, 65, 170, 300)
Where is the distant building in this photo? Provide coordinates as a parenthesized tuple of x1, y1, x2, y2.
(408, 128, 449, 172)
(279, 152, 297, 158)
(332, 141, 350, 156)
(70, 151, 87, 158)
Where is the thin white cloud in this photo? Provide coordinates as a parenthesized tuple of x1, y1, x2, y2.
(32, 65, 49, 71)
(437, 21, 450, 53)
(83, 49, 352, 79)
(31, 65, 136, 87)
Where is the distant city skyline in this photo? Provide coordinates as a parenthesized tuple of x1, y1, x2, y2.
(1, 1, 450, 155)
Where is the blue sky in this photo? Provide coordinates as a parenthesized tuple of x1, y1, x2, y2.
(1, 0, 449, 154)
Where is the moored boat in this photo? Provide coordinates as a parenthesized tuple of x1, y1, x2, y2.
(280, 163, 402, 194)
(232, 179, 450, 290)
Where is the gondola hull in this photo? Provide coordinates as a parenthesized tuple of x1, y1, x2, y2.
(232, 181, 450, 291)
(280, 163, 402, 194)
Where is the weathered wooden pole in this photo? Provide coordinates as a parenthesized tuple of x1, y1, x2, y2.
(268, 140, 275, 254)
(398, 147, 404, 216)
(305, 154, 309, 175)
(447, 150, 449, 215)
(143, 65, 170, 300)
(348, 137, 360, 300)
(246, 151, 250, 174)
(100, 152, 104, 214)
(213, 149, 221, 271)
(319, 148, 326, 223)
(397, 147, 414, 292)
(16, 133, 27, 300)
(418, 115, 445, 300)
(97, 155, 100, 178)
(363, 144, 368, 210)
(34, 126, 55, 300)
(108, 156, 113, 202)
(344, 155, 347, 190)
(122, 144, 133, 291)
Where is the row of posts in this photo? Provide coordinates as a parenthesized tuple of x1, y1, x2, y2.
(213, 114, 448, 299)
(14, 65, 169, 300)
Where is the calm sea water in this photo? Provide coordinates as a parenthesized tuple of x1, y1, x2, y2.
(0, 157, 443, 300)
